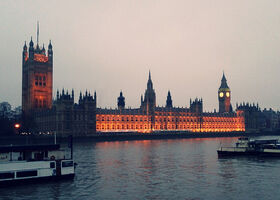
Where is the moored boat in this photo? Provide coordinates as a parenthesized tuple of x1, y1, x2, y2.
(0, 143, 75, 186)
(217, 137, 280, 157)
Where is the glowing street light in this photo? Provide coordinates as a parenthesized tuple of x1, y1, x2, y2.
(14, 123, 21, 129)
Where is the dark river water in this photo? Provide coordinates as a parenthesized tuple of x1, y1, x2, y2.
(1, 136, 280, 200)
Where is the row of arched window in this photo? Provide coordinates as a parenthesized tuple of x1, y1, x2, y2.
(96, 114, 245, 132)
(35, 74, 46, 87)
(97, 115, 149, 122)
(35, 98, 47, 108)
(97, 124, 149, 130)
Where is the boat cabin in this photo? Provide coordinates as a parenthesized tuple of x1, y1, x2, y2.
(0, 144, 75, 185)
(0, 144, 65, 162)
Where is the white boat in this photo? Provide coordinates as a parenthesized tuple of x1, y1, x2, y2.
(217, 137, 280, 157)
(0, 144, 75, 186)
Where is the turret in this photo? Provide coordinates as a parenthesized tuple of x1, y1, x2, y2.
(48, 40, 53, 63)
(23, 41, 27, 51)
(22, 41, 28, 64)
(42, 44, 46, 55)
(79, 91, 82, 103)
(94, 91, 97, 106)
(29, 37, 34, 60)
(166, 90, 173, 108)
(117, 91, 125, 110)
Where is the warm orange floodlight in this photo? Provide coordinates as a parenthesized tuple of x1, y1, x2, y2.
(14, 123, 21, 129)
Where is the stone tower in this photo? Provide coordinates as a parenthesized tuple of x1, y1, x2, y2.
(190, 98, 203, 113)
(166, 91, 173, 108)
(22, 24, 53, 114)
(218, 72, 232, 113)
(142, 71, 156, 112)
(141, 71, 156, 130)
(117, 91, 125, 110)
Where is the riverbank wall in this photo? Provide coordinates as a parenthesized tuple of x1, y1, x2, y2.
(1, 131, 280, 145)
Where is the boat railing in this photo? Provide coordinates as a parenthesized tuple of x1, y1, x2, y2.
(219, 147, 247, 152)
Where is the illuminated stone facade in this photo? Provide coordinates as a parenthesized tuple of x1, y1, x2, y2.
(96, 107, 244, 133)
(22, 38, 53, 114)
(96, 73, 245, 133)
(21, 29, 245, 135)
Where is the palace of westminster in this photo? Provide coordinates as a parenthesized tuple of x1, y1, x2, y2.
(20, 31, 279, 136)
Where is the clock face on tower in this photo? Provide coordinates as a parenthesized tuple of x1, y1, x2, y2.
(219, 92, 224, 98)
(226, 92, 230, 97)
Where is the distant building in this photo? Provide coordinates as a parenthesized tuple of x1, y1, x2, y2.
(0, 102, 21, 120)
(0, 102, 12, 119)
(262, 108, 280, 131)
(33, 90, 96, 136)
(21, 28, 247, 136)
(96, 72, 245, 133)
(236, 103, 264, 133)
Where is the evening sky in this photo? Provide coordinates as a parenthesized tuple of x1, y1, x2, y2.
(1, 0, 280, 111)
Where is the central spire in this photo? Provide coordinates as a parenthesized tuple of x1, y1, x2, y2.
(142, 71, 156, 113)
(219, 71, 229, 89)
(147, 70, 153, 89)
(37, 21, 39, 47)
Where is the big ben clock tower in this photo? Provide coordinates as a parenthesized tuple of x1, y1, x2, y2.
(218, 72, 232, 113)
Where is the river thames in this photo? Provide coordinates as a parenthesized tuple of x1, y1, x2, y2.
(1, 137, 280, 200)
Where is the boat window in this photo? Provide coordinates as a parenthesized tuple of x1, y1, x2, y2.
(62, 161, 73, 167)
(16, 170, 37, 178)
(50, 162, 55, 168)
(0, 172, 14, 179)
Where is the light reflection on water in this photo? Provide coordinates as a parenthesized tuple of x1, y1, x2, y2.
(1, 137, 280, 200)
